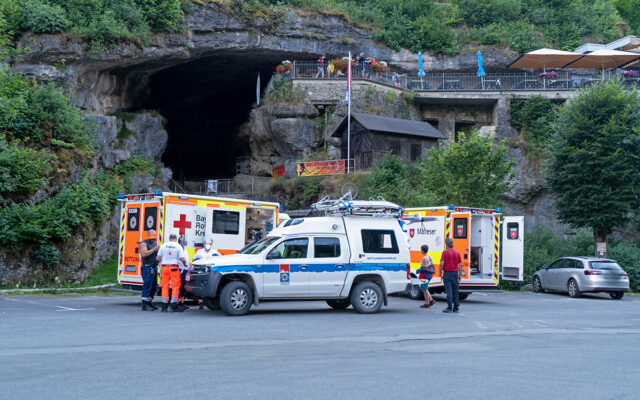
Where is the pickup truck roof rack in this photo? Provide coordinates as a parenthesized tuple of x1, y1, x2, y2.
(312, 194, 404, 218)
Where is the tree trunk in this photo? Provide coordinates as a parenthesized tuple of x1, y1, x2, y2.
(594, 230, 608, 258)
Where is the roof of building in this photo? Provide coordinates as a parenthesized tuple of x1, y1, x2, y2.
(332, 112, 446, 140)
(575, 35, 640, 54)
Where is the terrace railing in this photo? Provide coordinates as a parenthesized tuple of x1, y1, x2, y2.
(284, 61, 640, 91)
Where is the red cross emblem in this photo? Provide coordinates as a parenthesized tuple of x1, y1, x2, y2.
(457, 226, 463, 237)
(173, 214, 192, 235)
(409, 229, 415, 238)
(510, 228, 517, 239)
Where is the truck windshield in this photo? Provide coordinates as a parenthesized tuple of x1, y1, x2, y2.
(242, 237, 281, 255)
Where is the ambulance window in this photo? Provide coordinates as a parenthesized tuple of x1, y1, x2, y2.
(361, 230, 399, 254)
(127, 208, 140, 231)
(212, 210, 240, 235)
(314, 237, 341, 258)
(453, 218, 467, 239)
(506, 222, 519, 240)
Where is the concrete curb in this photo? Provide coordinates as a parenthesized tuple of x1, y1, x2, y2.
(0, 283, 117, 295)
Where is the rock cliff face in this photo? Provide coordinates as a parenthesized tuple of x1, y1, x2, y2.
(0, 112, 169, 285)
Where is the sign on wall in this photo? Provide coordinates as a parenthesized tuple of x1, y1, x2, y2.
(297, 160, 346, 177)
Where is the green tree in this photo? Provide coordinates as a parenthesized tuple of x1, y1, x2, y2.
(547, 81, 640, 255)
(615, 0, 640, 34)
(365, 153, 430, 206)
(419, 132, 514, 208)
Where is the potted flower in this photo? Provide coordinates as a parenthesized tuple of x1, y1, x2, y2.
(619, 70, 639, 78)
(276, 61, 292, 75)
(330, 58, 356, 73)
(369, 60, 390, 73)
(538, 71, 559, 80)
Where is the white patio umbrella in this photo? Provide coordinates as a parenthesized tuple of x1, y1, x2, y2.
(563, 49, 640, 79)
(508, 48, 583, 70)
(508, 48, 582, 88)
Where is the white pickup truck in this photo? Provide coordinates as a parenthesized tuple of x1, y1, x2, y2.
(185, 203, 411, 316)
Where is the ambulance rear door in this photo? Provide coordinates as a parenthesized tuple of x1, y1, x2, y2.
(451, 212, 470, 280)
(205, 206, 247, 251)
(119, 200, 161, 285)
(501, 216, 524, 281)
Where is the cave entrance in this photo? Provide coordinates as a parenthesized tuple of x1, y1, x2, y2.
(141, 51, 296, 182)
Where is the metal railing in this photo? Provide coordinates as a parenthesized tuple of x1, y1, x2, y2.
(284, 61, 640, 91)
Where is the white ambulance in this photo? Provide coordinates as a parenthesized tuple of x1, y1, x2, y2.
(403, 205, 523, 300)
(185, 198, 411, 316)
(116, 191, 281, 290)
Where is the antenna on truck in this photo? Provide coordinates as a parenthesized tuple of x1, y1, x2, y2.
(312, 193, 403, 218)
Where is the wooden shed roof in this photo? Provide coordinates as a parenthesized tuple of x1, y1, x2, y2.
(333, 112, 446, 140)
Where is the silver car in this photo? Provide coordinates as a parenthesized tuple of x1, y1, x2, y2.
(533, 257, 629, 299)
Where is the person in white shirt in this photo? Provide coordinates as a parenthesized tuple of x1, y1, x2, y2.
(156, 234, 188, 312)
(193, 237, 222, 261)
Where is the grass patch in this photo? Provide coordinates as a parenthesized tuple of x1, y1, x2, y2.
(83, 254, 118, 287)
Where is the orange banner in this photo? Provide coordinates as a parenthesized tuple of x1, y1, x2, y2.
(297, 160, 346, 177)
(272, 165, 285, 180)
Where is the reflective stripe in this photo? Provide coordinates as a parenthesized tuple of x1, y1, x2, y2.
(170, 296, 179, 302)
(141, 297, 153, 302)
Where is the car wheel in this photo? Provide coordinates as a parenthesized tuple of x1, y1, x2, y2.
(219, 281, 253, 316)
(567, 279, 582, 298)
(350, 281, 384, 314)
(326, 299, 351, 310)
(533, 276, 544, 293)
(609, 291, 624, 300)
(202, 297, 220, 310)
(458, 293, 470, 301)
(408, 284, 423, 300)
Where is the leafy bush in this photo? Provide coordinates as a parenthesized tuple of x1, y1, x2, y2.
(608, 241, 640, 292)
(134, 0, 183, 32)
(0, 77, 90, 148)
(365, 153, 427, 206)
(0, 136, 52, 194)
(510, 96, 559, 147)
(21, 0, 70, 34)
(32, 244, 61, 266)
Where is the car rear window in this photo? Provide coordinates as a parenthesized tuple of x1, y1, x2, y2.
(589, 261, 623, 271)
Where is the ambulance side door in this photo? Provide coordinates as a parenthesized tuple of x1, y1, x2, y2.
(451, 212, 470, 280)
(262, 237, 310, 297)
(501, 216, 524, 281)
(205, 207, 247, 252)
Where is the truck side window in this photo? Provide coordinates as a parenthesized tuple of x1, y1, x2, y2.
(361, 230, 399, 254)
(212, 210, 240, 235)
(273, 238, 308, 259)
(314, 237, 341, 258)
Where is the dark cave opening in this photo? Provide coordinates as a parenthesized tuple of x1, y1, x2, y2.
(140, 51, 299, 181)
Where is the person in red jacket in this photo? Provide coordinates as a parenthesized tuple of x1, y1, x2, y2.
(440, 237, 462, 313)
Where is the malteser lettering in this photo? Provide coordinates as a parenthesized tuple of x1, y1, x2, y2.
(417, 228, 437, 235)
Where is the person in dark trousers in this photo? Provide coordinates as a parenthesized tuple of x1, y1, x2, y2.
(139, 229, 159, 311)
(358, 52, 366, 77)
(440, 237, 462, 313)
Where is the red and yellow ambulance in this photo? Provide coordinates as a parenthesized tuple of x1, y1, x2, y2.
(117, 191, 281, 290)
(403, 205, 523, 299)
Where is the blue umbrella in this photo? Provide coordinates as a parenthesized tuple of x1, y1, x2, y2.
(477, 51, 486, 76)
(417, 52, 425, 77)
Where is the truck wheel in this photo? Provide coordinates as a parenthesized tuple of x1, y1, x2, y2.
(203, 297, 220, 310)
(219, 281, 253, 316)
(408, 285, 423, 300)
(326, 299, 351, 310)
(458, 293, 470, 301)
(350, 281, 383, 314)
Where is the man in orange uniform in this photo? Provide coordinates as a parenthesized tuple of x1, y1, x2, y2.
(156, 233, 188, 312)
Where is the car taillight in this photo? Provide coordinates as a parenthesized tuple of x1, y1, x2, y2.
(623, 271, 628, 276)
(407, 264, 411, 280)
(584, 270, 601, 275)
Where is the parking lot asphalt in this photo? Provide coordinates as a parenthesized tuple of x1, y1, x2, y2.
(1, 291, 639, 400)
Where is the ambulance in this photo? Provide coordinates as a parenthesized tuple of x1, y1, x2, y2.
(116, 190, 281, 290)
(402, 205, 523, 300)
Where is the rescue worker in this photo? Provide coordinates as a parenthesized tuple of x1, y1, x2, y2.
(139, 229, 159, 311)
(156, 233, 188, 312)
(175, 236, 194, 311)
(193, 237, 221, 261)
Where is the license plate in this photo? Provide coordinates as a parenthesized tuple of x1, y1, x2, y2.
(185, 274, 191, 282)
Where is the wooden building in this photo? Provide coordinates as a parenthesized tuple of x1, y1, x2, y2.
(331, 112, 446, 170)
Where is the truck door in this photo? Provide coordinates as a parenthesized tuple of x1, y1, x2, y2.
(308, 236, 349, 296)
(120, 201, 160, 285)
(262, 237, 310, 296)
(205, 206, 247, 252)
(451, 213, 470, 280)
(501, 216, 524, 281)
